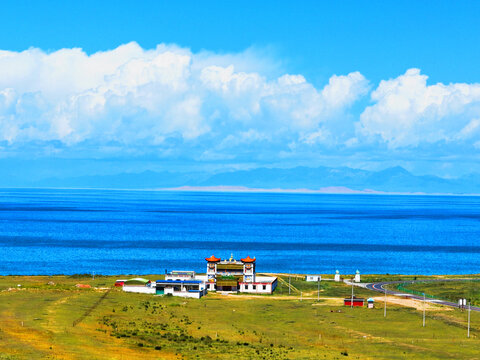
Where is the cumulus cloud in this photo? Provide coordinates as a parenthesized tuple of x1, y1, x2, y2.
(0, 42, 369, 157)
(358, 68, 480, 148)
(6, 44, 480, 167)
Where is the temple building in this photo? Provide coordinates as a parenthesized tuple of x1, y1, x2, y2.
(205, 254, 277, 294)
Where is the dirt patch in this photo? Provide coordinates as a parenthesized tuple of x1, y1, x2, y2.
(373, 296, 452, 311)
(0, 312, 71, 359)
(214, 293, 344, 304)
(311, 298, 343, 306)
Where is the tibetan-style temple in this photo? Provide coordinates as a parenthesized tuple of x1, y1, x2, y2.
(205, 254, 277, 294)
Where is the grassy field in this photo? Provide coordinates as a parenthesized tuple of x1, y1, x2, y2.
(266, 275, 375, 298)
(395, 279, 480, 306)
(0, 275, 479, 359)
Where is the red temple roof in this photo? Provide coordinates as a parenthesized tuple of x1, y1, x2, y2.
(205, 255, 221, 262)
(241, 256, 256, 263)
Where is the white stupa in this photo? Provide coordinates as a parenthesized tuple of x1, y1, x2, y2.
(354, 269, 361, 283)
(334, 270, 340, 282)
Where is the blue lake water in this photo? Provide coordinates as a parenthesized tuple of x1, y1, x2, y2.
(0, 188, 479, 275)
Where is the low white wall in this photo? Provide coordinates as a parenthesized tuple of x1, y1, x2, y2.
(240, 284, 272, 293)
(239, 277, 277, 294)
(176, 291, 202, 299)
(123, 286, 156, 294)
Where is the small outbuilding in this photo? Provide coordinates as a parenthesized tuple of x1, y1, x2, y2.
(344, 297, 365, 307)
(305, 275, 321, 282)
(114, 279, 127, 287)
(367, 298, 375, 308)
(239, 276, 277, 294)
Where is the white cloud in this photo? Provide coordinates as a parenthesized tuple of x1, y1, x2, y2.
(358, 68, 480, 147)
(4, 44, 480, 170)
(456, 118, 480, 140)
(0, 42, 369, 152)
(299, 129, 331, 145)
(321, 72, 369, 109)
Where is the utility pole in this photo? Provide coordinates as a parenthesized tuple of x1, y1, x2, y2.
(301, 291, 303, 301)
(288, 276, 291, 295)
(384, 287, 387, 317)
(317, 278, 320, 302)
(423, 293, 426, 327)
(351, 281, 354, 309)
(468, 302, 471, 338)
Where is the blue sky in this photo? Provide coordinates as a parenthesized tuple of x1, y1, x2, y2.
(1, 1, 480, 179)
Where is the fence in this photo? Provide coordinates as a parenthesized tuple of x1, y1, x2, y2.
(396, 283, 437, 299)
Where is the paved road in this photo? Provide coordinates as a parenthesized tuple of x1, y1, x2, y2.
(348, 279, 480, 312)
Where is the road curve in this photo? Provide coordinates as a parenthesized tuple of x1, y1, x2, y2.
(353, 279, 480, 312)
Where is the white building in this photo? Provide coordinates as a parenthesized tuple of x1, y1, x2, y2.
(305, 275, 321, 282)
(239, 276, 277, 293)
(205, 254, 277, 294)
(155, 279, 207, 299)
(122, 278, 156, 294)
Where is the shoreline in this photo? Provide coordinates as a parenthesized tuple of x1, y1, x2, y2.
(1, 185, 479, 196)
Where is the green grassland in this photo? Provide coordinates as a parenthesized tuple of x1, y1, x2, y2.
(0, 275, 479, 360)
(268, 275, 375, 298)
(396, 279, 480, 306)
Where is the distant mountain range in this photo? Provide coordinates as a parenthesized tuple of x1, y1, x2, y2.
(6, 165, 480, 194)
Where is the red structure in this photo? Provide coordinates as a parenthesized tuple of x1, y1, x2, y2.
(205, 255, 221, 262)
(240, 255, 256, 263)
(114, 280, 126, 287)
(344, 297, 365, 307)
